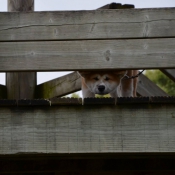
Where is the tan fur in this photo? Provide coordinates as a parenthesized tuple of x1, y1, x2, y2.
(78, 70, 138, 99)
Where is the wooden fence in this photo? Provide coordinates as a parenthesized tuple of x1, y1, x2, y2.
(0, 0, 175, 174)
(0, 0, 175, 152)
(1, 7, 175, 97)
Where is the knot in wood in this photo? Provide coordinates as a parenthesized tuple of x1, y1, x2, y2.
(104, 50, 111, 61)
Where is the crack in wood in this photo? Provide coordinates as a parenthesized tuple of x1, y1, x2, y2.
(1, 19, 174, 32)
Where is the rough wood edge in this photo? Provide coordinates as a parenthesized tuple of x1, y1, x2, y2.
(8, 0, 34, 11)
(137, 74, 168, 96)
(35, 72, 81, 99)
(0, 97, 175, 106)
(1, 7, 175, 42)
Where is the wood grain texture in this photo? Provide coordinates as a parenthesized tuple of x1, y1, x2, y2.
(6, 0, 36, 99)
(161, 69, 175, 82)
(137, 74, 168, 96)
(0, 104, 175, 154)
(36, 72, 81, 98)
(6, 72, 36, 99)
(0, 8, 175, 41)
(8, 0, 34, 11)
(0, 38, 175, 71)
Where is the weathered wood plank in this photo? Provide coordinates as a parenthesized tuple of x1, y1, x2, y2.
(137, 74, 168, 96)
(0, 104, 175, 154)
(36, 72, 81, 98)
(161, 69, 175, 82)
(6, 0, 36, 99)
(0, 38, 175, 71)
(0, 8, 175, 41)
(8, 0, 34, 11)
(6, 72, 36, 99)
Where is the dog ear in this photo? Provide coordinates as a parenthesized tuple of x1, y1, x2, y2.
(113, 70, 127, 78)
(77, 71, 90, 78)
(113, 70, 127, 75)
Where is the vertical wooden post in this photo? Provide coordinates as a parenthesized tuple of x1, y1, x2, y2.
(8, 0, 34, 11)
(7, 0, 36, 99)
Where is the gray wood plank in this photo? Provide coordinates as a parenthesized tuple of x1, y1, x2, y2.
(0, 38, 175, 71)
(36, 72, 81, 98)
(8, 0, 34, 11)
(137, 74, 168, 96)
(0, 104, 175, 154)
(0, 8, 175, 41)
(160, 69, 175, 82)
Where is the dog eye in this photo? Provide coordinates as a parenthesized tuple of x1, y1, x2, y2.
(105, 77, 110, 81)
(94, 77, 99, 81)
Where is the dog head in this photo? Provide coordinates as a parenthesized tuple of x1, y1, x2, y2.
(78, 70, 127, 95)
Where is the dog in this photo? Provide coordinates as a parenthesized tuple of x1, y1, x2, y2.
(78, 70, 138, 100)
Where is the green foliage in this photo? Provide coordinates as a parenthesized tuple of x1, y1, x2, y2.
(70, 93, 80, 98)
(64, 93, 111, 98)
(95, 94, 111, 98)
(145, 70, 175, 96)
(62, 93, 80, 98)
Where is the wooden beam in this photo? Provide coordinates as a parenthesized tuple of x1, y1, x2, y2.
(160, 69, 175, 82)
(0, 104, 175, 154)
(6, 72, 36, 99)
(0, 85, 7, 99)
(0, 38, 175, 72)
(6, 0, 36, 99)
(137, 74, 168, 96)
(0, 8, 175, 41)
(36, 72, 81, 98)
(8, 0, 34, 11)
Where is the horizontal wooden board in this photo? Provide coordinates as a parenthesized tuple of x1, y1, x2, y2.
(0, 104, 175, 154)
(0, 8, 175, 41)
(0, 38, 175, 71)
(0, 97, 175, 107)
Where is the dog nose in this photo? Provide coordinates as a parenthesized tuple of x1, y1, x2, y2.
(98, 85, 105, 92)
